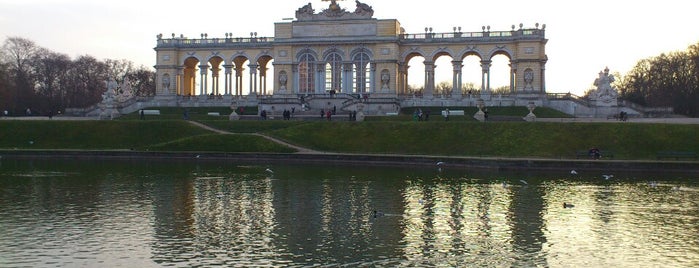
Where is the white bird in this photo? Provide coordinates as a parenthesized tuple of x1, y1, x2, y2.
(265, 168, 274, 174)
(570, 170, 578, 175)
(602, 174, 614, 180)
(436, 161, 445, 166)
(520, 179, 528, 185)
(648, 181, 658, 187)
(195, 155, 200, 158)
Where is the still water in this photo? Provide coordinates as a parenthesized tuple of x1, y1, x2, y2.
(1, 158, 698, 267)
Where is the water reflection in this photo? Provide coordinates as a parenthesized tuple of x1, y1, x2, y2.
(0, 159, 698, 267)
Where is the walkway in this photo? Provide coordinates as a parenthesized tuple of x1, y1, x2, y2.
(185, 120, 321, 154)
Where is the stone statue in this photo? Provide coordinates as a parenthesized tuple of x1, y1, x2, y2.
(162, 74, 170, 93)
(296, 3, 314, 18)
(523, 69, 534, 91)
(102, 77, 117, 102)
(591, 67, 618, 105)
(279, 71, 288, 91)
(354, 0, 373, 16)
(381, 71, 390, 90)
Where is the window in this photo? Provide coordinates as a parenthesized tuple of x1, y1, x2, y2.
(298, 52, 316, 93)
(353, 52, 371, 92)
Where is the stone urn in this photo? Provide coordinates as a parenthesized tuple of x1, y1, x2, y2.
(473, 98, 486, 122)
(524, 102, 537, 122)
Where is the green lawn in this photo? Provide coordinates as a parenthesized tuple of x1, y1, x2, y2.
(2, 106, 697, 160)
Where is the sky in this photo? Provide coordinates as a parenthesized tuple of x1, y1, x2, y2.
(1, 0, 697, 96)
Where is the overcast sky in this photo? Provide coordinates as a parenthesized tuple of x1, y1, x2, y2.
(1, 0, 696, 95)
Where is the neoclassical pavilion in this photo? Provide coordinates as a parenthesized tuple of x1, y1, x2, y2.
(153, 0, 548, 111)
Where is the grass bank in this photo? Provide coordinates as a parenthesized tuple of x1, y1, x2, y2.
(0, 120, 294, 153)
(2, 118, 698, 160)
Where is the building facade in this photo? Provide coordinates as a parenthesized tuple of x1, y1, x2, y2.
(152, 0, 549, 115)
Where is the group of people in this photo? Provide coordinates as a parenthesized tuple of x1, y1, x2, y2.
(281, 108, 295, 120)
(412, 108, 431, 121)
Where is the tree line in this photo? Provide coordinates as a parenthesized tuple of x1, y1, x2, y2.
(616, 42, 699, 117)
(0, 37, 154, 116)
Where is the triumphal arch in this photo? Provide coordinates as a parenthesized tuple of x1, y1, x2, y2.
(153, 0, 548, 113)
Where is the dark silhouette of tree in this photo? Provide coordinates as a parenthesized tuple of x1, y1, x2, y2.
(0, 37, 155, 113)
(618, 42, 699, 116)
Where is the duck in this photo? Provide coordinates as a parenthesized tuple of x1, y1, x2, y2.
(372, 210, 385, 218)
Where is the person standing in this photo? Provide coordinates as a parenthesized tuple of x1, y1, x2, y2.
(444, 108, 450, 121)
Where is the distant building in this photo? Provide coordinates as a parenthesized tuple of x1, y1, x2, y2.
(153, 0, 548, 113)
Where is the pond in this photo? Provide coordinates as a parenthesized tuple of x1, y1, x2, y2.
(1, 159, 698, 267)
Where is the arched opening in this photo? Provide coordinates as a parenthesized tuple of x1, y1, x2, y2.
(433, 53, 454, 96)
(490, 53, 511, 94)
(406, 53, 425, 96)
(298, 52, 316, 94)
(232, 56, 249, 96)
(461, 54, 482, 95)
(258, 56, 274, 95)
(352, 51, 371, 93)
(183, 57, 199, 96)
(324, 52, 343, 93)
(209, 56, 224, 96)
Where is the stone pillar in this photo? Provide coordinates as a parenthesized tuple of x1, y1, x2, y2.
(176, 67, 184, 96)
(540, 65, 546, 93)
(343, 63, 353, 93)
(212, 67, 221, 95)
(424, 61, 435, 98)
(235, 65, 244, 96)
(199, 64, 209, 96)
(452, 60, 463, 98)
(399, 63, 409, 95)
(480, 60, 491, 94)
(223, 64, 233, 95)
(509, 63, 516, 93)
(316, 63, 324, 94)
(292, 65, 299, 94)
(249, 64, 259, 95)
(259, 65, 267, 95)
(370, 63, 376, 93)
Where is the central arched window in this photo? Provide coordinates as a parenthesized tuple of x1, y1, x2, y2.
(353, 52, 371, 93)
(298, 52, 316, 93)
(325, 52, 342, 92)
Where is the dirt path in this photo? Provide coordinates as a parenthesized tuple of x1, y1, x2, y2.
(186, 120, 320, 154)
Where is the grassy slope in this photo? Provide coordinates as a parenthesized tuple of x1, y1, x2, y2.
(0, 120, 294, 153)
(264, 121, 699, 159)
(2, 105, 697, 160)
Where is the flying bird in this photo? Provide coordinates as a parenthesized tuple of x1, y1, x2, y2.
(265, 168, 274, 174)
(570, 170, 578, 175)
(602, 174, 614, 180)
(563, 202, 575, 208)
(520, 179, 528, 185)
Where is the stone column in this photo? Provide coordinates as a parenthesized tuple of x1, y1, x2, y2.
(176, 67, 184, 96)
(480, 60, 491, 94)
(343, 63, 353, 93)
(212, 67, 220, 95)
(249, 64, 259, 95)
(235, 65, 244, 96)
(223, 64, 233, 95)
(399, 63, 409, 95)
(199, 64, 209, 96)
(424, 61, 435, 98)
(292, 65, 299, 94)
(370, 63, 376, 93)
(316, 63, 324, 94)
(540, 65, 546, 93)
(452, 60, 463, 98)
(259, 65, 267, 95)
(509, 63, 517, 93)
